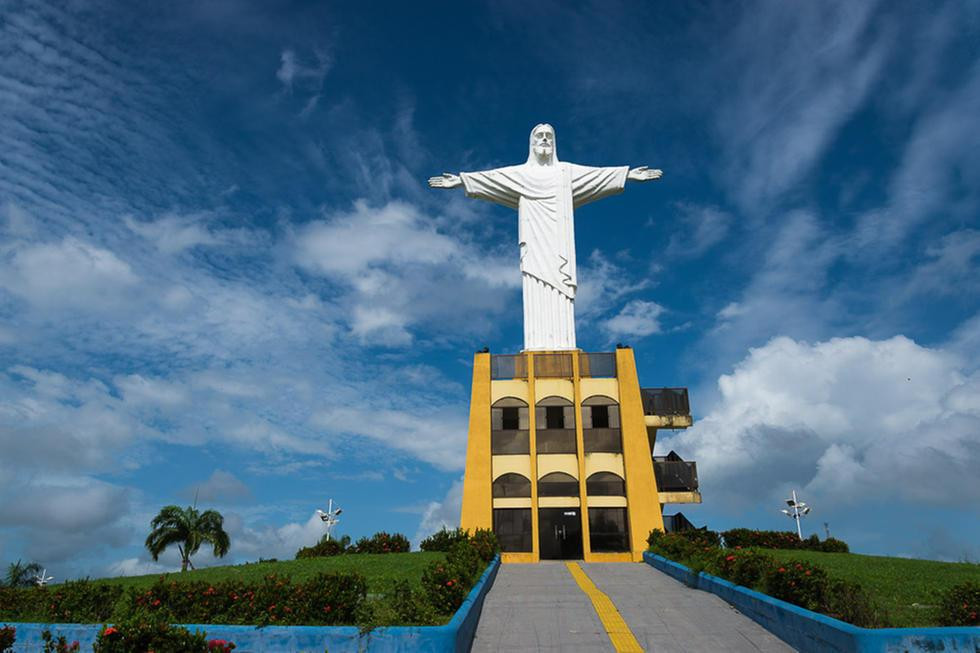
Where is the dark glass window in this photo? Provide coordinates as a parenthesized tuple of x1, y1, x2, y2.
(545, 406, 564, 429)
(493, 508, 532, 552)
(589, 508, 629, 552)
(591, 405, 610, 428)
(492, 473, 531, 498)
(586, 472, 626, 496)
(538, 472, 580, 497)
(501, 406, 520, 430)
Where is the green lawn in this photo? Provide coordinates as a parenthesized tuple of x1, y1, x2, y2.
(759, 548, 980, 627)
(94, 551, 445, 594)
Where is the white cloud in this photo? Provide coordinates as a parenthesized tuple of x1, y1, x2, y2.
(0, 237, 138, 311)
(660, 335, 979, 509)
(413, 479, 463, 548)
(105, 557, 170, 577)
(601, 300, 665, 340)
(124, 213, 222, 254)
(225, 512, 326, 561)
(664, 204, 732, 259)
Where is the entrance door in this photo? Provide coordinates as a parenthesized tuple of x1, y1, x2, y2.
(538, 508, 583, 560)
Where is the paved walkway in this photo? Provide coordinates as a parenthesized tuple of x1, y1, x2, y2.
(472, 562, 796, 652)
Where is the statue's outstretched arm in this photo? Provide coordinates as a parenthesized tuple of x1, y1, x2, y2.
(428, 172, 462, 189)
(627, 166, 663, 182)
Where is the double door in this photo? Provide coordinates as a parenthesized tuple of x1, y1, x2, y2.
(538, 507, 583, 560)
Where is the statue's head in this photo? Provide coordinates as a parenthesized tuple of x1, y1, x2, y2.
(528, 123, 557, 165)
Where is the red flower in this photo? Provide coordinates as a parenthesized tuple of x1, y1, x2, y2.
(152, 599, 161, 606)
(446, 580, 454, 587)
(103, 627, 119, 636)
(323, 605, 331, 612)
(725, 555, 735, 561)
(804, 570, 811, 576)
(778, 567, 786, 573)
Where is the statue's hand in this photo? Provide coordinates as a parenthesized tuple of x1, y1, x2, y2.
(628, 166, 663, 182)
(428, 172, 462, 189)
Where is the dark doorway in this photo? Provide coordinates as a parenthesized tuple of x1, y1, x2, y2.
(538, 508, 583, 560)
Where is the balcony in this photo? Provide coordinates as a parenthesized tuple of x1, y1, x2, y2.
(641, 387, 692, 429)
(491, 354, 528, 380)
(654, 450, 701, 504)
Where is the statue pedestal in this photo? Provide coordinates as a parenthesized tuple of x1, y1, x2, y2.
(460, 347, 698, 563)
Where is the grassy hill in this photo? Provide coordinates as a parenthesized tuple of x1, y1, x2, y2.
(761, 548, 980, 627)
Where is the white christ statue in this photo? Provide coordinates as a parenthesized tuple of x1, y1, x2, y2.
(429, 123, 662, 351)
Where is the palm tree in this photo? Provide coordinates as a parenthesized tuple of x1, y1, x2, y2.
(5, 560, 43, 587)
(145, 505, 230, 572)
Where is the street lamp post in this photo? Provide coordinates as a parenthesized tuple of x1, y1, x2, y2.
(781, 490, 811, 540)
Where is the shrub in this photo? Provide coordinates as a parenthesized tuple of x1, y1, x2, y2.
(93, 612, 210, 652)
(762, 559, 830, 612)
(0, 625, 14, 653)
(41, 630, 80, 652)
(468, 529, 499, 563)
(0, 580, 123, 623)
(373, 580, 441, 626)
(420, 528, 469, 552)
(295, 535, 348, 559)
(824, 579, 884, 628)
(710, 548, 774, 589)
(935, 581, 980, 626)
(420, 559, 469, 615)
(721, 528, 849, 552)
(120, 571, 367, 626)
(352, 532, 410, 554)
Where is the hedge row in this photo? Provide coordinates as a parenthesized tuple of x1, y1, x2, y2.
(721, 528, 849, 553)
(0, 571, 366, 626)
(295, 531, 411, 559)
(647, 530, 883, 627)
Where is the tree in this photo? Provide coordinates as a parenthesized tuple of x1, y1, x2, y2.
(145, 505, 230, 572)
(4, 560, 43, 587)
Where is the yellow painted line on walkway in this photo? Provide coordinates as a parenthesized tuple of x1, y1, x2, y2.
(566, 562, 645, 652)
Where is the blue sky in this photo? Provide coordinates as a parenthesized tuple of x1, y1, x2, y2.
(1, 0, 978, 578)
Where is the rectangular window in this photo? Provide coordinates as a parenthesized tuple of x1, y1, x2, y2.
(493, 508, 532, 552)
(501, 406, 520, 430)
(588, 508, 630, 553)
(591, 405, 610, 429)
(545, 405, 564, 429)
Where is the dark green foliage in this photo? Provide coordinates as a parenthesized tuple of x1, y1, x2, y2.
(93, 611, 210, 652)
(721, 529, 849, 552)
(41, 630, 80, 652)
(0, 580, 123, 623)
(420, 528, 469, 552)
(418, 532, 497, 616)
(119, 572, 367, 626)
(372, 580, 441, 626)
(935, 581, 980, 626)
(647, 529, 882, 627)
(468, 529, 500, 563)
(295, 534, 350, 559)
(352, 532, 410, 554)
(0, 625, 14, 653)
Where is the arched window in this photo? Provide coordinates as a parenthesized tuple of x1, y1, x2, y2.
(582, 395, 621, 453)
(492, 473, 532, 498)
(538, 472, 579, 497)
(536, 396, 576, 454)
(492, 397, 529, 454)
(586, 472, 626, 496)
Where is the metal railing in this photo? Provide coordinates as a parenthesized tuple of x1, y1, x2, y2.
(533, 353, 573, 378)
(491, 430, 530, 455)
(653, 460, 699, 492)
(641, 387, 690, 416)
(583, 428, 622, 454)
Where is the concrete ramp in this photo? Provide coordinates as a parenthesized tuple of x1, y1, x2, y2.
(472, 562, 795, 652)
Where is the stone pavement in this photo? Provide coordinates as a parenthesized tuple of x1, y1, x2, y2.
(471, 562, 797, 652)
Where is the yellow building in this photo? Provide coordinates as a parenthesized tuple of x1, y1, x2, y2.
(460, 347, 700, 563)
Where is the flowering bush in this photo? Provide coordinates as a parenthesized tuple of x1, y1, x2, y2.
(468, 529, 500, 563)
(935, 581, 980, 626)
(0, 580, 123, 623)
(0, 625, 14, 653)
(120, 571, 367, 626)
(762, 560, 830, 611)
(352, 532, 410, 554)
(420, 528, 469, 552)
(295, 535, 348, 559)
(207, 638, 236, 652)
(41, 630, 80, 653)
(721, 529, 849, 553)
(93, 612, 210, 652)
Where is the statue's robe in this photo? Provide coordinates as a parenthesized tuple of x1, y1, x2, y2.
(460, 162, 628, 350)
